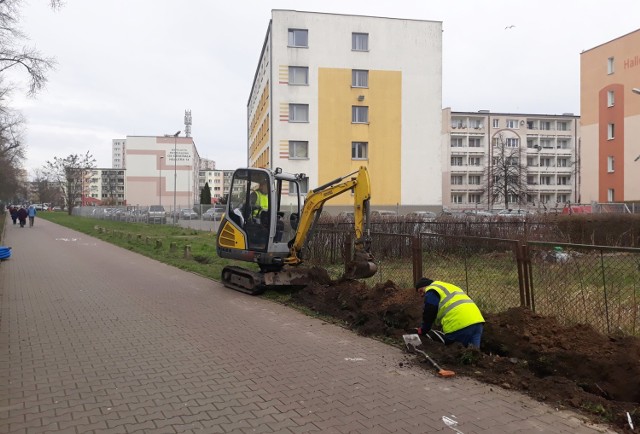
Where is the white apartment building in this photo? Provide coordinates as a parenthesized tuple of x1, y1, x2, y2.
(442, 109, 580, 210)
(200, 158, 216, 171)
(85, 168, 126, 205)
(198, 169, 234, 203)
(112, 139, 126, 169)
(248, 10, 443, 208)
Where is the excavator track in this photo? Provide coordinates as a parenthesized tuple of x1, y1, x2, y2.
(221, 265, 316, 295)
(221, 266, 267, 295)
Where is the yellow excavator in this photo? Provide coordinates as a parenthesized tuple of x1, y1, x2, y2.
(216, 166, 377, 294)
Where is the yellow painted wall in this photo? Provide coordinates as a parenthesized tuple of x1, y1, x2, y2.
(318, 68, 401, 205)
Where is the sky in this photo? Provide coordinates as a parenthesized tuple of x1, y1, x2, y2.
(9, 0, 640, 177)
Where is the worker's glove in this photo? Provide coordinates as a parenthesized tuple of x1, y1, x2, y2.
(415, 327, 426, 336)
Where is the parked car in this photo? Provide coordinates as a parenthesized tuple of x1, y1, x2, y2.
(179, 208, 198, 220)
(203, 205, 225, 221)
(406, 211, 437, 221)
(497, 209, 534, 219)
(147, 205, 167, 224)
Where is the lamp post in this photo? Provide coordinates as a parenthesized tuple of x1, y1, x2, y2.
(159, 156, 164, 207)
(172, 131, 180, 224)
(632, 88, 640, 95)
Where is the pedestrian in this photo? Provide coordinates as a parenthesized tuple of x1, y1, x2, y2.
(414, 277, 485, 348)
(10, 206, 18, 225)
(17, 206, 28, 228)
(28, 205, 37, 227)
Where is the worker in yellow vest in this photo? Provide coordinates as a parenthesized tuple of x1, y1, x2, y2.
(251, 180, 269, 221)
(414, 277, 485, 348)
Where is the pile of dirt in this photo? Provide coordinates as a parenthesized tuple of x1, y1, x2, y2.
(288, 268, 640, 432)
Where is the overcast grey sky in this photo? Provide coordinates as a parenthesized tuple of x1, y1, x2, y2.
(10, 0, 640, 176)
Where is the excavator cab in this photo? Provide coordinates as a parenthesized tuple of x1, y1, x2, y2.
(216, 168, 303, 276)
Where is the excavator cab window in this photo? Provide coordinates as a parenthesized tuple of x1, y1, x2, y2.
(228, 169, 272, 251)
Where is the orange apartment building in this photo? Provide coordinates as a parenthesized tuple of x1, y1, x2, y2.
(580, 28, 640, 203)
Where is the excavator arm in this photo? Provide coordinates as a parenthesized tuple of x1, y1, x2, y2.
(285, 166, 377, 279)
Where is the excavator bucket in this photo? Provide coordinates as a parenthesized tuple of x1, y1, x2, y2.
(343, 250, 378, 280)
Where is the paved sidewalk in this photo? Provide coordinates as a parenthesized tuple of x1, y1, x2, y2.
(0, 218, 616, 433)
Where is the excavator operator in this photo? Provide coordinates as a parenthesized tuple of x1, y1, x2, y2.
(251, 180, 269, 221)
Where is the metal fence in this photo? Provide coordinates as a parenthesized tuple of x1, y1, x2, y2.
(307, 228, 640, 336)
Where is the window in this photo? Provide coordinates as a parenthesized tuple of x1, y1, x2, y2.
(492, 119, 499, 128)
(452, 194, 463, 204)
(451, 138, 464, 148)
(468, 138, 482, 148)
(506, 138, 519, 148)
(468, 194, 481, 204)
(508, 194, 520, 204)
(469, 156, 481, 166)
(289, 104, 309, 122)
(451, 175, 463, 185)
(468, 175, 481, 185)
(541, 139, 553, 148)
(557, 194, 569, 203)
(352, 70, 368, 87)
(352, 142, 368, 159)
(527, 157, 536, 167)
(289, 178, 309, 195)
(540, 158, 552, 167)
(540, 194, 552, 204)
(540, 176, 553, 185)
(608, 188, 615, 202)
(506, 157, 519, 166)
(607, 156, 615, 172)
(527, 175, 537, 185)
(506, 119, 519, 129)
(607, 57, 614, 74)
(288, 66, 308, 85)
(352, 106, 369, 123)
(557, 121, 569, 131)
(557, 139, 569, 149)
(558, 176, 570, 185)
(527, 121, 534, 129)
(470, 119, 483, 129)
(527, 139, 538, 149)
(607, 123, 615, 140)
(289, 141, 308, 159)
(451, 156, 463, 166)
(352, 32, 369, 51)
(606, 90, 615, 107)
(540, 121, 551, 130)
(288, 29, 308, 47)
(558, 158, 569, 167)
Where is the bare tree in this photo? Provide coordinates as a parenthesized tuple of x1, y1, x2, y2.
(43, 152, 96, 215)
(486, 133, 529, 210)
(0, 0, 61, 204)
(0, 0, 58, 95)
(32, 168, 60, 205)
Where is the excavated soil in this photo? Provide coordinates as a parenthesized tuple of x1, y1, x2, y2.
(286, 267, 640, 433)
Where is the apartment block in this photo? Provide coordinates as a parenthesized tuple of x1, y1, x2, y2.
(198, 169, 234, 203)
(248, 10, 443, 208)
(580, 28, 640, 203)
(85, 168, 126, 206)
(442, 109, 580, 210)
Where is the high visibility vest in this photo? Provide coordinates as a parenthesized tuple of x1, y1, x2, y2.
(425, 281, 485, 334)
(253, 190, 269, 217)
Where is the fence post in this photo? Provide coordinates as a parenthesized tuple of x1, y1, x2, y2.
(343, 234, 353, 276)
(514, 242, 534, 309)
(412, 235, 423, 285)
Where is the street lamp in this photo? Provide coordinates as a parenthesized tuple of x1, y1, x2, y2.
(172, 131, 180, 223)
(632, 88, 640, 95)
(159, 156, 164, 207)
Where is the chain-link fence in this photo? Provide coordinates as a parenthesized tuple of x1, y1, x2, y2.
(419, 234, 523, 314)
(527, 242, 640, 335)
(306, 228, 640, 336)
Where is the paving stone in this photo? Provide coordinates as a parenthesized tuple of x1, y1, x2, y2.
(0, 220, 619, 434)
